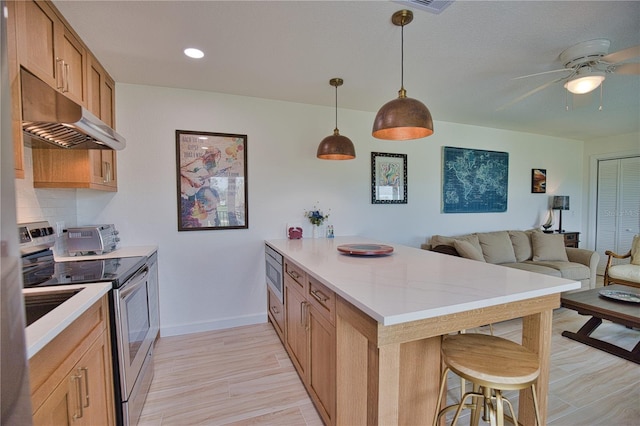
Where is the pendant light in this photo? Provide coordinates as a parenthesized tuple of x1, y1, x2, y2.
(317, 78, 356, 160)
(372, 10, 433, 140)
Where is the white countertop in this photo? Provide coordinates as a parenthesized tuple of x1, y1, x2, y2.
(54, 245, 158, 261)
(265, 236, 581, 326)
(24, 282, 112, 358)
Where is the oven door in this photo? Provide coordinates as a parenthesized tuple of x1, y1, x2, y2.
(113, 265, 155, 400)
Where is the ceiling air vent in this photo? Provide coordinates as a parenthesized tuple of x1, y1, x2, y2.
(393, 0, 454, 15)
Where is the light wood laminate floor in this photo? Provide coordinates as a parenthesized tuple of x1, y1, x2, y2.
(140, 307, 639, 425)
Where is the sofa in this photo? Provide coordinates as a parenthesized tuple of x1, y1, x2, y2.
(421, 230, 599, 291)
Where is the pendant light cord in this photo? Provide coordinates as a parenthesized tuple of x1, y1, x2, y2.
(334, 84, 338, 131)
(400, 22, 404, 91)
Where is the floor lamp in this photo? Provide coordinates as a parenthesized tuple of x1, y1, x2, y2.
(553, 195, 570, 233)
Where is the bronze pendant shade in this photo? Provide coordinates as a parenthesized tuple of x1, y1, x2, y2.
(317, 78, 356, 160)
(372, 10, 433, 141)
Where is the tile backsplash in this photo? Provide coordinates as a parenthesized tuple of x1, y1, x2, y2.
(14, 146, 77, 228)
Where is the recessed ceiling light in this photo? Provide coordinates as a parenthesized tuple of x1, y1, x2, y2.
(184, 48, 204, 59)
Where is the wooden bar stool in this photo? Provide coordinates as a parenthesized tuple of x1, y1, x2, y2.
(433, 333, 542, 426)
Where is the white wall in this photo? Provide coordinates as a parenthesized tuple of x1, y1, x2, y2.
(29, 83, 583, 336)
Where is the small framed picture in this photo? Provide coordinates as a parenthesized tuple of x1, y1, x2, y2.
(371, 152, 407, 204)
(531, 168, 546, 193)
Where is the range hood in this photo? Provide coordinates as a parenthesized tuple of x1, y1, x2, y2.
(20, 69, 126, 150)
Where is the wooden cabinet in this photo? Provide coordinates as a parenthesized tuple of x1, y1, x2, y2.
(267, 287, 284, 342)
(7, 0, 118, 189)
(14, 0, 87, 106)
(87, 54, 115, 127)
(559, 232, 580, 248)
(32, 149, 117, 191)
(29, 294, 115, 426)
(281, 258, 336, 425)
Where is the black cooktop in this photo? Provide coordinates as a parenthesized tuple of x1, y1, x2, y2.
(23, 256, 147, 289)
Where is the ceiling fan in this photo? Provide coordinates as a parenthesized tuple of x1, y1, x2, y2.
(499, 39, 640, 110)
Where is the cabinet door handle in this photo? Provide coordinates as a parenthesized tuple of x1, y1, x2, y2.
(71, 373, 84, 419)
(103, 161, 111, 183)
(55, 58, 64, 90)
(300, 301, 306, 327)
(270, 305, 280, 315)
(81, 367, 90, 408)
(63, 62, 70, 93)
(288, 270, 301, 280)
(310, 289, 329, 303)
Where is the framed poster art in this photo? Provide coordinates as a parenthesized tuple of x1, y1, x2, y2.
(442, 146, 508, 213)
(176, 130, 248, 231)
(371, 152, 407, 204)
(531, 168, 547, 193)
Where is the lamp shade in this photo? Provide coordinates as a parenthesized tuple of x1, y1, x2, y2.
(564, 70, 605, 94)
(317, 129, 356, 160)
(372, 90, 434, 140)
(372, 10, 434, 141)
(317, 78, 356, 160)
(552, 195, 570, 210)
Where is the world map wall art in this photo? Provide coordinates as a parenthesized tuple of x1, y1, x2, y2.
(442, 146, 509, 213)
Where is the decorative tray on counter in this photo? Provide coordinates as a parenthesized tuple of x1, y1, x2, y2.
(337, 244, 394, 256)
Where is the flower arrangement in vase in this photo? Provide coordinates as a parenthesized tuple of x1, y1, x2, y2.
(304, 203, 330, 238)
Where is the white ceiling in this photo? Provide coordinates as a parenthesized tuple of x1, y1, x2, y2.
(53, 0, 640, 141)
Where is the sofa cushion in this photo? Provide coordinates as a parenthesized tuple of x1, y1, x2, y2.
(631, 234, 640, 266)
(477, 231, 517, 264)
(531, 232, 569, 262)
(501, 262, 562, 277)
(430, 233, 481, 250)
(526, 261, 590, 281)
(453, 239, 486, 262)
(432, 245, 460, 257)
(509, 230, 533, 262)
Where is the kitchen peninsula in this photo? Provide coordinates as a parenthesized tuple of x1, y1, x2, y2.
(265, 236, 580, 426)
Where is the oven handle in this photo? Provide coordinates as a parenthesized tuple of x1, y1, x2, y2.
(119, 266, 150, 298)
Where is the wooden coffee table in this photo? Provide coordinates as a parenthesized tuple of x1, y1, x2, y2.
(561, 284, 640, 364)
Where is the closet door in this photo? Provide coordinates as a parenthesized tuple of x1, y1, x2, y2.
(595, 156, 640, 273)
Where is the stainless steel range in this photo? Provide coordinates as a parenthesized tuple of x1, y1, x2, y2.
(19, 221, 159, 426)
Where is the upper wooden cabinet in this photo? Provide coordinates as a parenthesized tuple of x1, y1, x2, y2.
(14, 0, 87, 106)
(8, 0, 118, 190)
(88, 54, 115, 127)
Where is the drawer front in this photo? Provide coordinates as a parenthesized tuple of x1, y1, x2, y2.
(307, 275, 336, 324)
(564, 233, 577, 241)
(285, 259, 306, 291)
(267, 287, 284, 338)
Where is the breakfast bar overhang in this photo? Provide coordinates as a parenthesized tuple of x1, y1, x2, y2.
(265, 237, 581, 426)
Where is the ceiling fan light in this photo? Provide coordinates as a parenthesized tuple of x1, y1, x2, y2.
(564, 71, 605, 94)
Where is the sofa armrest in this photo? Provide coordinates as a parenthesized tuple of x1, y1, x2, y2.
(566, 248, 600, 289)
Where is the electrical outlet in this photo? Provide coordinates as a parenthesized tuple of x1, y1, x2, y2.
(56, 221, 65, 237)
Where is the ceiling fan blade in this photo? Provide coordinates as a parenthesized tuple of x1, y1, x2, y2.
(512, 68, 571, 80)
(601, 44, 640, 64)
(496, 77, 565, 111)
(612, 62, 640, 75)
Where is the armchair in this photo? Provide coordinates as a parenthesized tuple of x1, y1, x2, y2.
(603, 234, 640, 289)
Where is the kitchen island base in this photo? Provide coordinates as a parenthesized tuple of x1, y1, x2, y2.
(335, 294, 556, 426)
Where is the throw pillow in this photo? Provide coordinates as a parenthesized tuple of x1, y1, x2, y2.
(631, 234, 640, 266)
(509, 230, 533, 262)
(430, 234, 482, 253)
(453, 239, 486, 262)
(531, 232, 569, 262)
(477, 231, 517, 264)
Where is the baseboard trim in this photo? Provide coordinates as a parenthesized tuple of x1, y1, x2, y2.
(160, 313, 267, 337)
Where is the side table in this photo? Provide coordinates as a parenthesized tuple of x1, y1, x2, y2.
(558, 231, 580, 248)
